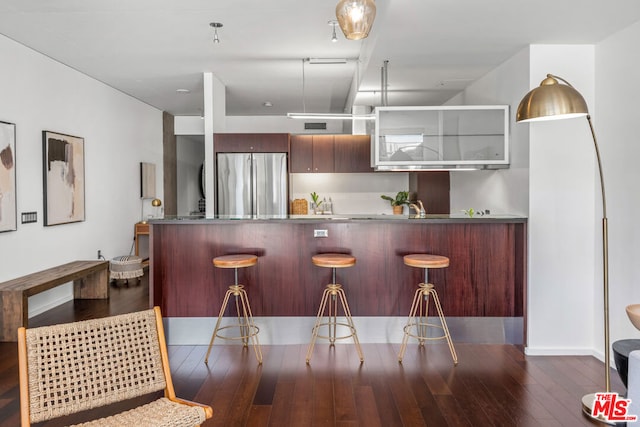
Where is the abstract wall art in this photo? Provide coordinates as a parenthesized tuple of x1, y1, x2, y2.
(0, 121, 16, 232)
(42, 131, 85, 226)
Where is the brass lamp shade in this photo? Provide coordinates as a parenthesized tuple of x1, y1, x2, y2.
(335, 0, 376, 40)
(151, 198, 162, 207)
(516, 75, 589, 122)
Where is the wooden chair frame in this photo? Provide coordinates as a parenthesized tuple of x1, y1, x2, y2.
(18, 306, 213, 426)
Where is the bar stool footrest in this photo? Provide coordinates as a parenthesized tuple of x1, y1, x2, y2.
(312, 321, 359, 342)
(402, 322, 449, 341)
(213, 324, 260, 341)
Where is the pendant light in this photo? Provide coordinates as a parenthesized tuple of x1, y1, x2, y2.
(328, 20, 339, 43)
(335, 0, 376, 40)
(210, 22, 223, 44)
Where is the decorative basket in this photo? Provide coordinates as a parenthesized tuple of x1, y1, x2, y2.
(291, 199, 308, 215)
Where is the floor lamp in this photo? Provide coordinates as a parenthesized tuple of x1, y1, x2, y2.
(516, 74, 611, 422)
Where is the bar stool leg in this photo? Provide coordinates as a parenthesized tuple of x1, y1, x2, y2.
(306, 268, 364, 364)
(429, 287, 457, 365)
(398, 269, 457, 365)
(205, 267, 262, 365)
(306, 286, 332, 363)
(335, 286, 364, 363)
(398, 286, 425, 362)
(205, 287, 234, 364)
(237, 286, 263, 363)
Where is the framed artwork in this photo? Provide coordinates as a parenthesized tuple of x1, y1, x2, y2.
(0, 121, 16, 233)
(42, 131, 85, 226)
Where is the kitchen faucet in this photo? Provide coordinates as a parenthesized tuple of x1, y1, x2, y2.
(409, 200, 426, 218)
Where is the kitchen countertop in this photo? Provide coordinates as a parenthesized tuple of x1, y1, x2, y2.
(152, 213, 527, 223)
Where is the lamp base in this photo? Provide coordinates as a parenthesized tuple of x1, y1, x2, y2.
(581, 393, 617, 425)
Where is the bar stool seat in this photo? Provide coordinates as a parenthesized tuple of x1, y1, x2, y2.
(306, 253, 363, 364)
(205, 254, 262, 364)
(398, 254, 457, 365)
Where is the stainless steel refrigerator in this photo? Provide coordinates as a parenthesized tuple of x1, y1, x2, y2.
(216, 152, 288, 217)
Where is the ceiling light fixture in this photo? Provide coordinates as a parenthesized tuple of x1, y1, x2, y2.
(286, 112, 374, 120)
(210, 22, 223, 44)
(286, 58, 374, 120)
(328, 20, 339, 43)
(335, 0, 376, 40)
(307, 58, 348, 65)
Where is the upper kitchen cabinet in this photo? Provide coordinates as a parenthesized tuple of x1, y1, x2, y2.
(334, 135, 373, 173)
(373, 106, 509, 170)
(290, 134, 372, 173)
(290, 135, 334, 173)
(214, 133, 290, 153)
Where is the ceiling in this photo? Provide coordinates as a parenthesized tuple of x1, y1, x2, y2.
(1, 0, 639, 118)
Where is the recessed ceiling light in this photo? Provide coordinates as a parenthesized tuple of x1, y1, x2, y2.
(263, 101, 273, 107)
(176, 89, 190, 94)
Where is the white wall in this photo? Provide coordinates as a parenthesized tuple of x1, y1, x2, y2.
(175, 115, 346, 135)
(596, 21, 640, 346)
(290, 173, 409, 215)
(0, 35, 162, 316)
(176, 135, 204, 216)
(525, 45, 598, 356)
(445, 48, 530, 216)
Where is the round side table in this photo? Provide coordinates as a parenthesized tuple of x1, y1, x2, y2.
(613, 339, 640, 388)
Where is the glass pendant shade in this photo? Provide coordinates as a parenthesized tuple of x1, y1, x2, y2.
(516, 75, 589, 122)
(335, 0, 376, 40)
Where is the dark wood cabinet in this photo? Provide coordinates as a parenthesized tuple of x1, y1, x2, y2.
(311, 135, 334, 172)
(334, 135, 373, 172)
(290, 134, 372, 173)
(290, 135, 313, 172)
(213, 133, 289, 153)
(290, 135, 334, 172)
(409, 171, 451, 214)
(151, 219, 527, 318)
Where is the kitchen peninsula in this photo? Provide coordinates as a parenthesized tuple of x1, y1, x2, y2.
(150, 216, 526, 341)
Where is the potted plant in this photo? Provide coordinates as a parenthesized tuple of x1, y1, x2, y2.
(381, 191, 410, 215)
(310, 192, 322, 214)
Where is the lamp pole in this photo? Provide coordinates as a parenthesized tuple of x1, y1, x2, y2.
(517, 74, 611, 421)
(587, 113, 610, 394)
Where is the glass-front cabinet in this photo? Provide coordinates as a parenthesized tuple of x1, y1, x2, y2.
(374, 105, 509, 170)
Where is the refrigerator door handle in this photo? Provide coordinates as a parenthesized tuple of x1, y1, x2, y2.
(251, 154, 258, 217)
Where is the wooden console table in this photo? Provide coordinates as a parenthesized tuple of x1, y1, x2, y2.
(135, 222, 150, 267)
(0, 260, 109, 341)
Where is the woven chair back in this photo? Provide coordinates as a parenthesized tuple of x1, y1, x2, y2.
(23, 309, 167, 423)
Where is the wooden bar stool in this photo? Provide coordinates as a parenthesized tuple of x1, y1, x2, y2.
(398, 254, 457, 365)
(205, 254, 263, 364)
(306, 253, 364, 364)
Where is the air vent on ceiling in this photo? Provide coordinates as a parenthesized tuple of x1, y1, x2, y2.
(304, 122, 327, 130)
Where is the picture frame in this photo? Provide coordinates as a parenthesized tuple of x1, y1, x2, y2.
(42, 131, 85, 226)
(0, 121, 17, 233)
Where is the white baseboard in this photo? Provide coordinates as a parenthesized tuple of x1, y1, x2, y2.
(28, 283, 73, 318)
(163, 316, 523, 346)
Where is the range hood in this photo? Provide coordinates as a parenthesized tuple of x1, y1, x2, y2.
(373, 106, 510, 171)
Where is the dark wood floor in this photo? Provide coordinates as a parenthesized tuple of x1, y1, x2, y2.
(0, 274, 625, 426)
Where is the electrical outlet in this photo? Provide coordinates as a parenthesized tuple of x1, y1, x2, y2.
(97, 250, 102, 259)
(314, 229, 328, 238)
